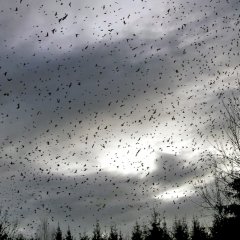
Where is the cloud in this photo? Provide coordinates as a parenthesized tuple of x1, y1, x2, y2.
(0, 0, 239, 237)
(1, 151, 212, 237)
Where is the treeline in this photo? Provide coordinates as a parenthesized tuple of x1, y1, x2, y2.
(38, 214, 210, 240)
(0, 202, 239, 240)
(0, 211, 216, 240)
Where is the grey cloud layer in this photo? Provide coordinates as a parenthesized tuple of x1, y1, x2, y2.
(0, 0, 239, 236)
(2, 153, 206, 236)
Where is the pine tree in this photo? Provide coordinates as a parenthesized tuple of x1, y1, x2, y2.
(79, 232, 90, 240)
(172, 219, 189, 240)
(55, 224, 62, 240)
(108, 225, 118, 240)
(191, 218, 209, 240)
(92, 222, 102, 240)
(198, 93, 240, 239)
(162, 220, 172, 240)
(210, 214, 228, 240)
(211, 176, 240, 240)
(145, 210, 164, 240)
(224, 177, 240, 219)
(65, 227, 73, 240)
(131, 222, 143, 240)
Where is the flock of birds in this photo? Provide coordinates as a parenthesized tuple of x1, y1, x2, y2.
(0, 0, 239, 236)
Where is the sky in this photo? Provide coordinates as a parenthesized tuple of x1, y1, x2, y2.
(0, 0, 240, 237)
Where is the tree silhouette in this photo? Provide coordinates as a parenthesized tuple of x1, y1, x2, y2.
(210, 176, 240, 239)
(162, 220, 172, 240)
(210, 214, 228, 240)
(197, 93, 240, 239)
(64, 227, 73, 240)
(108, 225, 118, 240)
(79, 232, 90, 240)
(54, 224, 62, 240)
(92, 222, 102, 240)
(226, 177, 240, 217)
(131, 222, 143, 240)
(144, 210, 172, 240)
(172, 219, 189, 240)
(190, 218, 209, 240)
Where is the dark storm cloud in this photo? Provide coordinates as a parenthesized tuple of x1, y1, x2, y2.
(1, 21, 238, 144)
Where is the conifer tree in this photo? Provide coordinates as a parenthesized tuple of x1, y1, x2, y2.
(55, 224, 62, 240)
(210, 177, 240, 240)
(108, 225, 118, 240)
(198, 93, 240, 239)
(79, 232, 90, 240)
(191, 218, 209, 240)
(145, 210, 164, 240)
(65, 227, 73, 240)
(131, 222, 143, 240)
(172, 219, 189, 240)
(162, 220, 172, 240)
(92, 222, 102, 240)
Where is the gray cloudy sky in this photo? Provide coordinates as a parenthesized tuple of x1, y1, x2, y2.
(0, 0, 240, 237)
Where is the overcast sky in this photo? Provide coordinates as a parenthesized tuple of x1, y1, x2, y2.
(0, 0, 240, 237)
